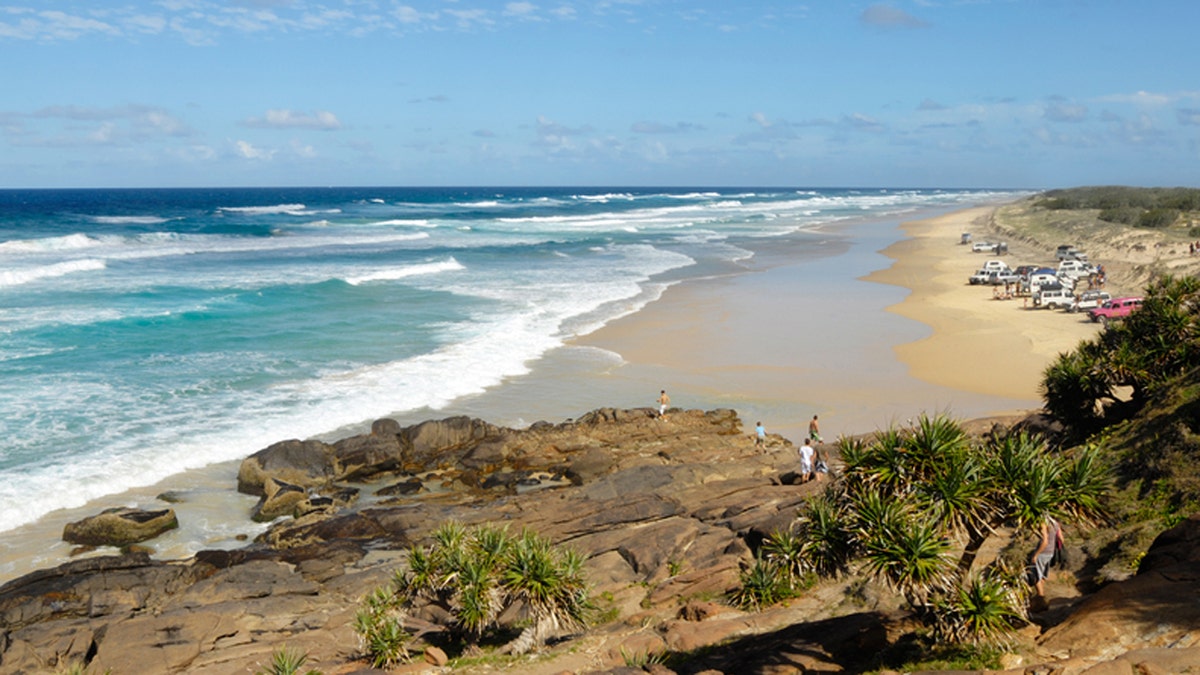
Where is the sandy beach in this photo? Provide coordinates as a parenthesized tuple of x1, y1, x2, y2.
(582, 202, 1102, 443)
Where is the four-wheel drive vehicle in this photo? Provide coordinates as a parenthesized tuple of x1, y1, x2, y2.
(972, 241, 998, 252)
(1069, 290, 1112, 313)
(980, 259, 1009, 272)
(1088, 297, 1143, 325)
(1057, 259, 1096, 279)
(969, 267, 1019, 285)
(1056, 244, 1084, 260)
(1034, 285, 1073, 309)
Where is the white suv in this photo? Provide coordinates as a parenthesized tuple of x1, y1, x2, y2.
(1035, 286, 1073, 310)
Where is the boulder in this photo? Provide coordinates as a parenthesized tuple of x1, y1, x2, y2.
(332, 419, 405, 480)
(250, 478, 308, 522)
(237, 438, 336, 496)
(62, 507, 178, 547)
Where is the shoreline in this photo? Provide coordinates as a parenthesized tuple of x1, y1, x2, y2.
(1, 199, 1075, 584)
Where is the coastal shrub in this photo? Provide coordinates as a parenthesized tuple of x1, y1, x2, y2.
(255, 647, 324, 675)
(353, 586, 411, 668)
(930, 564, 1026, 647)
(1136, 207, 1178, 228)
(731, 554, 791, 610)
(387, 522, 592, 657)
(790, 416, 1109, 645)
(1041, 275, 1200, 435)
(1098, 206, 1141, 225)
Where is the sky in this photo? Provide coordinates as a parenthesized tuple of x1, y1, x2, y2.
(2, 1, 1199, 189)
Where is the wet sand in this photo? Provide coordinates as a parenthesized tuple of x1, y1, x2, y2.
(578, 204, 1072, 444)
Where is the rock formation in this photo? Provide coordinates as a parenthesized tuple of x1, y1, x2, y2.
(2, 408, 1197, 674)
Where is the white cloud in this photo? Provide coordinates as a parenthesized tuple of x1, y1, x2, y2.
(505, 3, 540, 20)
(243, 109, 342, 130)
(1096, 90, 1172, 107)
(235, 140, 274, 160)
(860, 4, 928, 29)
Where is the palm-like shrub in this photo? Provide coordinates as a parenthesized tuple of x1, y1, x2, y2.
(778, 414, 1110, 647)
(1042, 274, 1200, 434)
(731, 554, 787, 610)
(353, 586, 411, 668)
(932, 567, 1025, 646)
(381, 522, 593, 657)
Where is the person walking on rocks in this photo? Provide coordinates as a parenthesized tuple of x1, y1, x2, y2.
(1028, 515, 1062, 612)
(755, 421, 766, 449)
(808, 415, 823, 443)
(798, 438, 815, 483)
(657, 390, 671, 420)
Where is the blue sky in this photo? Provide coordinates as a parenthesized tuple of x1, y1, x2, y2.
(3, 1, 1199, 189)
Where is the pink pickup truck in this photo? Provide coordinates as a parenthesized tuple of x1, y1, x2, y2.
(1088, 297, 1143, 326)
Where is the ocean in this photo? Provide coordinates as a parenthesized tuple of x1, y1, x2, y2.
(0, 186, 1020, 579)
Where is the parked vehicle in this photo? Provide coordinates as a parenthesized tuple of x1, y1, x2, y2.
(1057, 259, 1096, 279)
(1056, 244, 1083, 260)
(1088, 297, 1143, 326)
(1069, 290, 1112, 313)
(1034, 285, 1074, 310)
(1023, 269, 1060, 295)
(970, 268, 1020, 285)
(1014, 264, 1039, 280)
(980, 259, 1010, 272)
(972, 240, 996, 252)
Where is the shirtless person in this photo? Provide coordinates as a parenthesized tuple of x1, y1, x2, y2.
(808, 415, 822, 443)
(657, 390, 670, 420)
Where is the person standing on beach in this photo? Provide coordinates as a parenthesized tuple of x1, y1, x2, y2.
(798, 438, 815, 483)
(657, 390, 670, 420)
(755, 421, 766, 449)
(808, 415, 822, 443)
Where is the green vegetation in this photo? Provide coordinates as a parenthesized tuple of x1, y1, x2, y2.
(1042, 275, 1200, 438)
(734, 415, 1109, 647)
(254, 648, 324, 675)
(1037, 186, 1200, 228)
(354, 521, 594, 666)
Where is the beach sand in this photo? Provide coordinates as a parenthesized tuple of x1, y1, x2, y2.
(578, 203, 1094, 444)
(1, 200, 1102, 584)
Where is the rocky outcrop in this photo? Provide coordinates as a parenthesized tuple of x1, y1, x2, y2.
(5, 407, 1199, 675)
(61, 507, 179, 547)
(1028, 513, 1200, 671)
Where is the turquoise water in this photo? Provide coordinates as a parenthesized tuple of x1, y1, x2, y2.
(0, 187, 1020, 534)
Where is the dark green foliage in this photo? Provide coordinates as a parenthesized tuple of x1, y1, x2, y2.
(1041, 275, 1200, 436)
(386, 522, 592, 657)
(1136, 208, 1179, 228)
(749, 416, 1110, 647)
(1098, 206, 1141, 225)
(1037, 187, 1200, 227)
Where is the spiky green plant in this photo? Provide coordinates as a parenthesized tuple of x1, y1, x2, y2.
(931, 568, 1025, 647)
(255, 647, 324, 675)
(762, 527, 806, 590)
(731, 554, 786, 610)
(387, 522, 593, 657)
(353, 586, 411, 668)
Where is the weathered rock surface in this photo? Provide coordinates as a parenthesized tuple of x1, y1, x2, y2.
(3, 408, 1199, 675)
(61, 507, 179, 547)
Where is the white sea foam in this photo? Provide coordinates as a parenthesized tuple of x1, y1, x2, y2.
(0, 259, 106, 288)
(91, 215, 171, 225)
(370, 219, 435, 227)
(218, 203, 307, 215)
(0, 233, 99, 254)
(345, 258, 464, 285)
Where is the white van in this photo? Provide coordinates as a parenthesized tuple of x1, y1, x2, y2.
(1057, 259, 1094, 278)
(1034, 285, 1073, 310)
